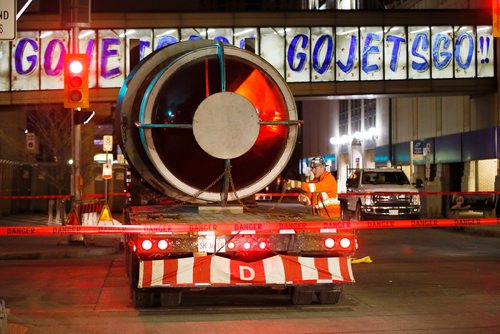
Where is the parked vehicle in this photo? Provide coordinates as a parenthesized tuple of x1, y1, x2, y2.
(342, 168, 421, 220)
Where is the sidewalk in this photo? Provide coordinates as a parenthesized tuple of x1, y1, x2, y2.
(0, 213, 122, 260)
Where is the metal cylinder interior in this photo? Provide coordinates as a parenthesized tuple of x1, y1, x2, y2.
(117, 40, 298, 202)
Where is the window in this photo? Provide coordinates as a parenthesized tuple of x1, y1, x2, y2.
(351, 100, 361, 133)
(339, 100, 348, 135)
(364, 99, 376, 130)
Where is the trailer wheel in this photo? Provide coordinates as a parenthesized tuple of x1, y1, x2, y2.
(160, 289, 182, 307)
(132, 289, 154, 308)
(317, 285, 343, 304)
(291, 286, 314, 305)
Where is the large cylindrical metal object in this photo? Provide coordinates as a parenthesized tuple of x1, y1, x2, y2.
(117, 40, 298, 203)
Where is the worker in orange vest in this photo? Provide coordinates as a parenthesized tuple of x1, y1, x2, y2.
(287, 157, 340, 219)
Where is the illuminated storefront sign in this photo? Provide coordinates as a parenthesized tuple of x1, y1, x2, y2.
(0, 25, 493, 92)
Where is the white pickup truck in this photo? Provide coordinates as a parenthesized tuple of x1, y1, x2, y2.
(342, 168, 422, 220)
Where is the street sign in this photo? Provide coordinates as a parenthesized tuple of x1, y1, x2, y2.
(102, 163, 112, 179)
(26, 132, 35, 151)
(0, 0, 16, 40)
(103, 135, 113, 152)
(412, 140, 424, 160)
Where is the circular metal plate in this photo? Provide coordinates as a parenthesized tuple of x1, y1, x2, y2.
(193, 92, 260, 160)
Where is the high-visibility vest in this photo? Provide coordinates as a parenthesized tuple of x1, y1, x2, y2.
(301, 172, 340, 219)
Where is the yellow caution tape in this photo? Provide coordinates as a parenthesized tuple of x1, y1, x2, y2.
(351, 256, 373, 264)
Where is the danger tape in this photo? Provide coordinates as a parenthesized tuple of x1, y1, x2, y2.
(0, 217, 498, 236)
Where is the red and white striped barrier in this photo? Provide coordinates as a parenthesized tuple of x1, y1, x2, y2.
(139, 254, 354, 288)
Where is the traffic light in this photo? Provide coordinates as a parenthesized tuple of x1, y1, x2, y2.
(64, 54, 89, 109)
(494, 0, 500, 37)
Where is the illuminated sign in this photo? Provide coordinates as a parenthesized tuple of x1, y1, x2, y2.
(0, 25, 494, 92)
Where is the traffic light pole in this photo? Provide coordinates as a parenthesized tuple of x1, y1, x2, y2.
(71, 27, 81, 202)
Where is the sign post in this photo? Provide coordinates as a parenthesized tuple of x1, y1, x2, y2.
(102, 135, 113, 204)
(0, 0, 16, 40)
(425, 143, 431, 180)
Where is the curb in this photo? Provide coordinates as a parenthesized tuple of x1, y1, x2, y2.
(447, 226, 500, 238)
(0, 246, 121, 260)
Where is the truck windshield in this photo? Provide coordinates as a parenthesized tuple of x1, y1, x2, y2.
(361, 171, 410, 185)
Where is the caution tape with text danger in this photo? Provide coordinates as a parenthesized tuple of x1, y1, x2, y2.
(0, 218, 498, 236)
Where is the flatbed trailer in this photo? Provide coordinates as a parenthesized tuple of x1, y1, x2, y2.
(124, 203, 356, 307)
(117, 40, 358, 307)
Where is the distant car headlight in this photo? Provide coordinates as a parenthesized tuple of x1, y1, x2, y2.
(411, 194, 420, 205)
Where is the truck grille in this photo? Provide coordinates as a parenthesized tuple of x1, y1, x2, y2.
(374, 194, 410, 203)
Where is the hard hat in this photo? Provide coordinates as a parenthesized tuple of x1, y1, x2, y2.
(310, 156, 326, 168)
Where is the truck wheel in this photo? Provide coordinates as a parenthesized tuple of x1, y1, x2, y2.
(160, 289, 182, 306)
(355, 202, 365, 221)
(291, 286, 314, 305)
(132, 288, 154, 308)
(317, 284, 343, 304)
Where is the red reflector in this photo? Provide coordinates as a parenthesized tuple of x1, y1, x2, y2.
(157, 239, 168, 250)
(141, 239, 153, 250)
(324, 237, 335, 249)
(340, 238, 351, 249)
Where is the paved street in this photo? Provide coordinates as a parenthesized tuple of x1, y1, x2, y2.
(0, 222, 499, 334)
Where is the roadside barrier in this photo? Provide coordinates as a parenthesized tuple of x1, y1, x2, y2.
(1, 217, 498, 236)
(255, 190, 500, 198)
(0, 192, 129, 200)
(74, 200, 104, 226)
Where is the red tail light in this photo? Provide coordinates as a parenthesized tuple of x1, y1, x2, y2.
(243, 242, 251, 250)
(141, 239, 153, 250)
(340, 238, 351, 249)
(157, 239, 168, 250)
(324, 238, 335, 249)
(227, 242, 235, 250)
(258, 242, 267, 250)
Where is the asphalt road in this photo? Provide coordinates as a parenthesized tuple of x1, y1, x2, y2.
(0, 228, 499, 334)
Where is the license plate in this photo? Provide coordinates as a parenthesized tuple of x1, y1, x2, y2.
(389, 209, 399, 215)
(198, 236, 225, 253)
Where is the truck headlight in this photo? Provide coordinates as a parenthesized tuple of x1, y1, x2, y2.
(364, 195, 373, 205)
(411, 194, 420, 205)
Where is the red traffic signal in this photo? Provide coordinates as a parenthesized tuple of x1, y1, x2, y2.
(64, 54, 89, 109)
